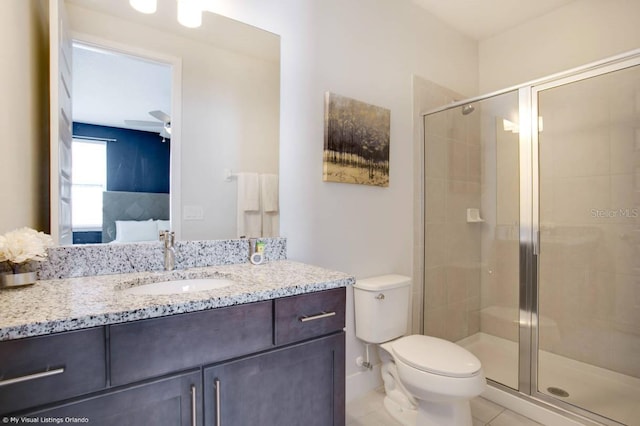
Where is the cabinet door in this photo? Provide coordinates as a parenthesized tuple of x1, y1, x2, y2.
(25, 371, 202, 426)
(204, 333, 345, 426)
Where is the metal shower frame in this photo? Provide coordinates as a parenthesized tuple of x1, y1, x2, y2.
(422, 48, 640, 426)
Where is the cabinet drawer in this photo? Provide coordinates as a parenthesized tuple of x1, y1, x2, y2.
(0, 327, 106, 415)
(275, 288, 345, 345)
(110, 301, 273, 386)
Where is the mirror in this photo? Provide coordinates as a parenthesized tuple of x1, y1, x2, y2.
(71, 42, 173, 244)
(56, 0, 280, 244)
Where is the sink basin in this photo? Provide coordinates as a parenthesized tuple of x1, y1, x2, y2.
(122, 278, 235, 295)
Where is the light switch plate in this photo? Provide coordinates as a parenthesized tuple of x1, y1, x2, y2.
(183, 205, 204, 220)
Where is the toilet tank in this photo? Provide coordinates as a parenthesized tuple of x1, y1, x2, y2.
(353, 274, 411, 343)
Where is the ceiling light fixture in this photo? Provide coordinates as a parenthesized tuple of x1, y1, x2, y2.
(129, 0, 203, 28)
(129, 0, 157, 14)
(177, 0, 203, 28)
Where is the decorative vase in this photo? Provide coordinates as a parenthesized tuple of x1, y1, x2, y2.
(0, 271, 37, 288)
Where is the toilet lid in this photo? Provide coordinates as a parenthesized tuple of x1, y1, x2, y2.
(391, 335, 481, 378)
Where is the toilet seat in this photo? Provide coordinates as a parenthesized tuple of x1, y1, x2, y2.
(391, 335, 481, 378)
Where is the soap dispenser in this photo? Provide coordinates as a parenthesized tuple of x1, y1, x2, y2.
(249, 238, 264, 265)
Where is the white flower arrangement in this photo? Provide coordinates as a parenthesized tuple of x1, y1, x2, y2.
(0, 227, 54, 274)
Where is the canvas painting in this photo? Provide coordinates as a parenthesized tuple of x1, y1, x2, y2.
(323, 92, 390, 187)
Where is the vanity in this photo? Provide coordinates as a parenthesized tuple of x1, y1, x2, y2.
(0, 243, 353, 426)
(2, 0, 344, 422)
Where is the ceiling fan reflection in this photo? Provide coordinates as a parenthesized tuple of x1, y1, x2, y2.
(124, 110, 171, 141)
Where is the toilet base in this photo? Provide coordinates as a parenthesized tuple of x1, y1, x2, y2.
(415, 399, 472, 426)
(383, 394, 416, 426)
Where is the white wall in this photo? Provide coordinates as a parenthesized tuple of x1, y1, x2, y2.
(479, 0, 640, 93)
(67, 4, 279, 241)
(0, 0, 49, 234)
(202, 0, 478, 398)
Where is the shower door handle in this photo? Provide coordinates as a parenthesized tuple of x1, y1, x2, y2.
(533, 229, 540, 256)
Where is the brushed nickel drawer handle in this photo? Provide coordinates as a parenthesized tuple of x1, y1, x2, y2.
(0, 367, 65, 387)
(190, 384, 197, 426)
(214, 378, 221, 426)
(299, 311, 336, 322)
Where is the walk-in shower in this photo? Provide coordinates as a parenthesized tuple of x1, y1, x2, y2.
(422, 50, 640, 426)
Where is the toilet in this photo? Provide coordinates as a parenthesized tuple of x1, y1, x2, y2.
(354, 275, 486, 426)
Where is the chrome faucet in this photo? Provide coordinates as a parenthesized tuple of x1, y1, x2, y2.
(159, 231, 176, 271)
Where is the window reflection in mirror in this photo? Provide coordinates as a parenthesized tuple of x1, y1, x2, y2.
(71, 138, 106, 242)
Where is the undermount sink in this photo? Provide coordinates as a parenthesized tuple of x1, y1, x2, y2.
(122, 278, 235, 295)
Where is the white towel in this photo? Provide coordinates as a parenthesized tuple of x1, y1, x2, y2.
(260, 174, 279, 237)
(236, 173, 261, 238)
(260, 174, 279, 213)
(238, 211, 262, 238)
(262, 212, 279, 237)
(237, 173, 260, 212)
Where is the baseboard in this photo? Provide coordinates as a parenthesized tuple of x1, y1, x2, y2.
(345, 364, 382, 403)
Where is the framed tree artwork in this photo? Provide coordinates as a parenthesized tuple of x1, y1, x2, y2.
(323, 92, 390, 187)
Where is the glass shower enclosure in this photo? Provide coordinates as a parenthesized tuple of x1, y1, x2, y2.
(422, 51, 640, 425)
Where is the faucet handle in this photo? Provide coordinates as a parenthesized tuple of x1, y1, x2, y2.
(159, 231, 175, 246)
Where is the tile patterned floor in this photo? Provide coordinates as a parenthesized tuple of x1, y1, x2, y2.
(346, 388, 543, 426)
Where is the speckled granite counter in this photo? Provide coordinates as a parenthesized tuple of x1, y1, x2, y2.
(0, 260, 354, 341)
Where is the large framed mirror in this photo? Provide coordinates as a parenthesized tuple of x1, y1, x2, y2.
(52, 0, 280, 245)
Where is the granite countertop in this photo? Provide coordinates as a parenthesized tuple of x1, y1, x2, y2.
(0, 260, 354, 342)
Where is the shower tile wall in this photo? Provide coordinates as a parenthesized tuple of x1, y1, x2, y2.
(537, 68, 640, 378)
(422, 83, 483, 343)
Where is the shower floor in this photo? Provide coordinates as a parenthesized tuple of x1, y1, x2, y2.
(458, 332, 640, 426)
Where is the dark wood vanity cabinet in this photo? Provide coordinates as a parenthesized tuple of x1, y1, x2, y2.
(4, 287, 346, 426)
(204, 333, 344, 426)
(27, 371, 202, 426)
(203, 287, 346, 426)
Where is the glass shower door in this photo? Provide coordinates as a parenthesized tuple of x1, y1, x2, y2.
(535, 63, 640, 425)
(423, 90, 521, 391)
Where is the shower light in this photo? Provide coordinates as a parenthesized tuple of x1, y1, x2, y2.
(129, 0, 157, 14)
(177, 0, 203, 28)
